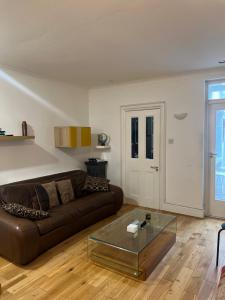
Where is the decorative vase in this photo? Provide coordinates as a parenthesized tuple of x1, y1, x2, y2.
(22, 121, 27, 136)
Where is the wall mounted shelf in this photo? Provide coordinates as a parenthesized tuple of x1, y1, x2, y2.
(0, 136, 35, 141)
(96, 145, 111, 149)
(54, 126, 91, 148)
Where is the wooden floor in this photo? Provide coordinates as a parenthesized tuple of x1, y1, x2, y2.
(0, 204, 224, 300)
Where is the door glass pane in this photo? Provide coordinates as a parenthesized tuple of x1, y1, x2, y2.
(146, 116, 154, 159)
(131, 117, 138, 158)
(208, 82, 225, 100)
(215, 110, 225, 200)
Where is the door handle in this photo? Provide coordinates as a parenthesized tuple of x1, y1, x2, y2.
(209, 152, 217, 158)
(150, 166, 159, 172)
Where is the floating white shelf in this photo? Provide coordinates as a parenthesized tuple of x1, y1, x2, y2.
(95, 145, 111, 149)
(0, 136, 35, 141)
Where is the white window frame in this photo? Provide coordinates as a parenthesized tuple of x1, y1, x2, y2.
(206, 79, 225, 104)
(205, 78, 225, 216)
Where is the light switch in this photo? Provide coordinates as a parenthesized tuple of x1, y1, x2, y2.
(168, 138, 174, 144)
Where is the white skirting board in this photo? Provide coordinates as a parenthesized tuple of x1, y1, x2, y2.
(161, 202, 204, 218)
(125, 198, 204, 218)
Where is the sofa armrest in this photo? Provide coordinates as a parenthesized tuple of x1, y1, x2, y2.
(0, 208, 40, 265)
(110, 185, 124, 212)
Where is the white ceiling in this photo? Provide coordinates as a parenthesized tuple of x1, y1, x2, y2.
(0, 0, 225, 87)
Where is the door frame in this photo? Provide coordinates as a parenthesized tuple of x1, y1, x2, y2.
(205, 79, 225, 217)
(206, 98, 225, 217)
(121, 102, 166, 209)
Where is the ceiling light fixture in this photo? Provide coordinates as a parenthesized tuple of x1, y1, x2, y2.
(218, 60, 225, 64)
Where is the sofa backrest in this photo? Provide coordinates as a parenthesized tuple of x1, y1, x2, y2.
(0, 170, 87, 208)
(0, 170, 86, 186)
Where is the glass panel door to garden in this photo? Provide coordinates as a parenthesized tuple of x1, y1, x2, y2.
(208, 79, 225, 217)
(215, 110, 225, 201)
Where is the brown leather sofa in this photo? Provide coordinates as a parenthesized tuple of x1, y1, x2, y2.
(0, 170, 123, 265)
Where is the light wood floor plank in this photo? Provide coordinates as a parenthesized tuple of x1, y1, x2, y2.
(0, 204, 224, 300)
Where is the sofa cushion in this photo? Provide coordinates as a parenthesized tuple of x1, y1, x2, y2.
(34, 171, 87, 199)
(56, 179, 74, 204)
(0, 183, 39, 209)
(41, 182, 59, 208)
(70, 192, 115, 216)
(35, 185, 50, 211)
(70, 173, 90, 198)
(46, 201, 80, 220)
(83, 176, 110, 192)
(2, 203, 49, 220)
(35, 209, 73, 235)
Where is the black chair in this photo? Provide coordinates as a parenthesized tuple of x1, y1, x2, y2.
(216, 223, 225, 267)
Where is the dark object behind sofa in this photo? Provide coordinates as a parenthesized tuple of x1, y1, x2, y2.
(0, 170, 123, 265)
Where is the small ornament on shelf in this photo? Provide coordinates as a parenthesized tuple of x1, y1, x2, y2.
(22, 121, 28, 136)
(97, 133, 110, 146)
(96, 133, 111, 149)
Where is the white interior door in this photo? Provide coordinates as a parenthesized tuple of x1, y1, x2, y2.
(209, 103, 225, 218)
(125, 109, 160, 209)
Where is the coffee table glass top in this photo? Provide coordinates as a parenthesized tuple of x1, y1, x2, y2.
(89, 209, 176, 254)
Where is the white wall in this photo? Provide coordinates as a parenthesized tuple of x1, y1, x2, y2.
(0, 68, 90, 185)
(89, 68, 225, 217)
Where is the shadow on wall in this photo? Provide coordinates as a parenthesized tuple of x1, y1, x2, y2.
(0, 141, 58, 171)
(27, 124, 35, 136)
(59, 147, 91, 166)
(0, 69, 87, 125)
(0, 68, 89, 180)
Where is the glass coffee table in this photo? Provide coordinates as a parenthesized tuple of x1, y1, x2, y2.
(88, 208, 176, 280)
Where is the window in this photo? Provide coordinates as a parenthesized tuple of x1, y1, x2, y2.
(146, 116, 154, 159)
(208, 81, 225, 100)
(131, 117, 138, 158)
